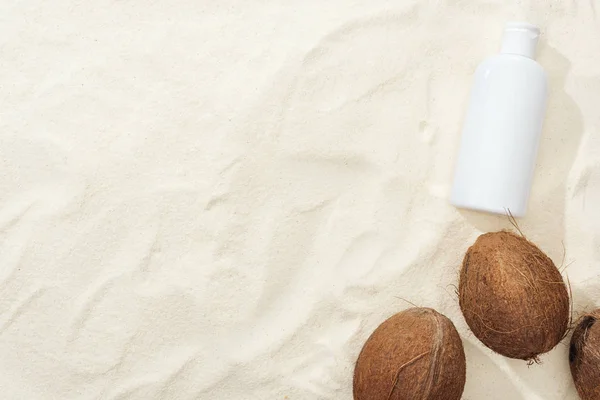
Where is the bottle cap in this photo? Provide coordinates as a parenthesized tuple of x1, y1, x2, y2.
(500, 22, 540, 59)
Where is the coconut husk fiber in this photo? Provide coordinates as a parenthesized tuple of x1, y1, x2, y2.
(459, 231, 569, 361)
(570, 310, 600, 400)
(353, 307, 466, 400)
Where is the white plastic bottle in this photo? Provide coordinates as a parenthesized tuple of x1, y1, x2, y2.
(450, 22, 548, 217)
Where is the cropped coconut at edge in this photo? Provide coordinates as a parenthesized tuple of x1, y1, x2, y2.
(570, 309, 600, 400)
(353, 307, 466, 400)
(459, 231, 569, 361)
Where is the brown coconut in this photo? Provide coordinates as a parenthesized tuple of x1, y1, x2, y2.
(459, 231, 569, 361)
(353, 307, 466, 400)
(570, 310, 600, 400)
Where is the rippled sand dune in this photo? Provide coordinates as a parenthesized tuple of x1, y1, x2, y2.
(0, 1, 598, 399)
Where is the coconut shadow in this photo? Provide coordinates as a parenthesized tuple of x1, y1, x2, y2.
(462, 340, 526, 400)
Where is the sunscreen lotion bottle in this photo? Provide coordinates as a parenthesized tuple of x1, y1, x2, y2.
(451, 22, 548, 217)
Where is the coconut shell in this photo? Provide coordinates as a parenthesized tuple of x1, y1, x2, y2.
(570, 310, 600, 400)
(353, 307, 466, 400)
(459, 231, 569, 361)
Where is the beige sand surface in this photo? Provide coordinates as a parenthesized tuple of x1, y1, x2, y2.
(0, 1, 598, 399)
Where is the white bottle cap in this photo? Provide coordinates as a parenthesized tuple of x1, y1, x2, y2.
(500, 22, 540, 59)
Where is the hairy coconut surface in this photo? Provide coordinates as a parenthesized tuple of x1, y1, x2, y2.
(459, 231, 569, 361)
(353, 307, 466, 400)
(570, 310, 600, 400)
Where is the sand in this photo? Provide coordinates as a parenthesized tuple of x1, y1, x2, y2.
(0, 1, 598, 399)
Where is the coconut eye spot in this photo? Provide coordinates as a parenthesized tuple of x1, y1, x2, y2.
(569, 342, 577, 364)
(583, 316, 596, 331)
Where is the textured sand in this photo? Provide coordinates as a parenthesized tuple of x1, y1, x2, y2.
(1, 1, 599, 399)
